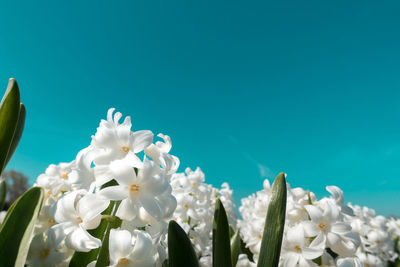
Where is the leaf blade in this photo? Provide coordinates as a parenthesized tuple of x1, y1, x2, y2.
(212, 198, 232, 267)
(168, 220, 199, 267)
(5, 103, 26, 167)
(230, 229, 241, 267)
(0, 78, 21, 174)
(257, 172, 287, 267)
(0, 187, 44, 267)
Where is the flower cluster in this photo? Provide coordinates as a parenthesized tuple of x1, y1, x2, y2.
(237, 178, 400, 267)
(170, 167, 237, 266)
(28, 108, 179, 266)
(8, 108, 399, 267)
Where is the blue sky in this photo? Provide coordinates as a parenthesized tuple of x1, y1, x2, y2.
(1, 0, 400, 215)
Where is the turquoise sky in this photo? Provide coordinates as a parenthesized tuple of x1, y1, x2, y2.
(1, 0, 400, 216)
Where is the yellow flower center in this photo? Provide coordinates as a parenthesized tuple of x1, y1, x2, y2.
(77, 217, 83, 223)
(118, 258, 130, 265)
(39, 248, 50, 259)
(129, 184, 140, 193)
(318, 221, 327, 231)
(61, 172, 69, 179)
(48, 218, 55, 224)
(295, 245, 302, 253)
(121, 146, 130, 153)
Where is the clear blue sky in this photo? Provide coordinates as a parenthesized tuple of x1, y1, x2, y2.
(1, 0, 400, 216)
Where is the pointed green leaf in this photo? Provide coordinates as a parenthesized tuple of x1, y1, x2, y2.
(0, 179, 6, 211)
(0, 78, 21, 174)
(5, 103, 26, 167)
(212, 198, 232, 267)
(230, 229, 240, 267)
(0, 187, 44, 267)
(257, 173, 287, 267)
(168, 220, 199, 267)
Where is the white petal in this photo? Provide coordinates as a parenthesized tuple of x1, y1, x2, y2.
(131, 130, 154, 153)
(302, 221, 319, 237)
(109, 229, 132, 264)
(130, 230, 155, 264)
(139, 195, 163, 220)
(331, 223, 351, 234)
(109, 159, 136, 186)
(116, 199, 138, 221)
(99, 186, 129, 200)
(282, 253, 299, 267)
(304, 205, 323, 223)
(65, 225, 101, 252)
(77, 194, 110, 223)
(302, 247, 323, 260)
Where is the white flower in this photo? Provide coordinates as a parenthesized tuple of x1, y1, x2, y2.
(108, 229, 156, 267)
(99, 158, 169, 221)
(27, 229, 65, 267)
(91, 108, 153, 168)
(280, 224, 324, 267)
(145, 133, 179, 175)
(52, 190, 110, 252)
(304, 202, 359, 256)
(36, 162, 77, 196)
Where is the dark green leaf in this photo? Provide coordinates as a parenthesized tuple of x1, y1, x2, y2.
(240, 238, 254, 263)
(0, 78, 20, 174)
(0, 187, 44, 267)
(230, 229, 240, 267)
(168, 220, 199, 267)
(257, 172, 287, 267)
(5, 103, 26, 167)
(212, 198, 232, 267)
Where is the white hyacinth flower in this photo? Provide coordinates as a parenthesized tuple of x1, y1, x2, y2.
(304, 202, 358, 257)
(280, 224, 324, 267)
(52, 190, 110, 252)
(27, 229, 65, 267)
(108, 229, 156, 267)
(91, 108, 153, 168)
(99, 158, 169, 221)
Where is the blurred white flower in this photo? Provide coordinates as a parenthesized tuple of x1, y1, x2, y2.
(108, 229, 156, 267)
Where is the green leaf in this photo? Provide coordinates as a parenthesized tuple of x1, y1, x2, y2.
(230, 229, 240, 267)
(257, 172, 287, 267)
(240, 237, 254, 263)
(0, 78, 21, 174)
(212, 198, 232, 267)
(168, 220, 199, 267)
(0, 179, 6, 211)
(0, 187, 44, 267)
(5, 103, 26, 167)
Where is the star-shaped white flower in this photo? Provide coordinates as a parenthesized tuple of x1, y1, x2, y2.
(99, 158, 169, 221)
(52, 190, 110, 252)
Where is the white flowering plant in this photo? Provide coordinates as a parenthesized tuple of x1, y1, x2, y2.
(0, 78, 400, 267)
